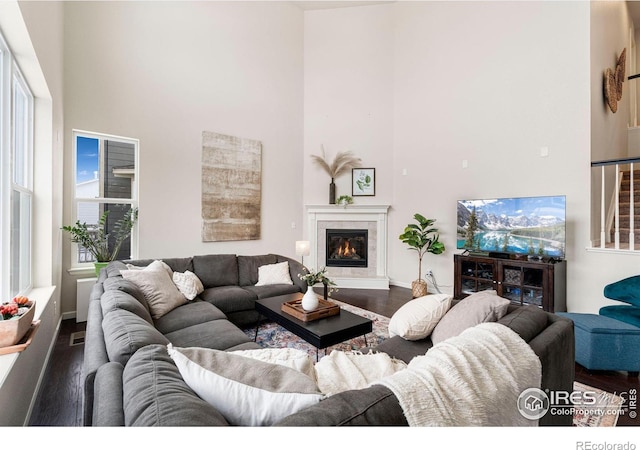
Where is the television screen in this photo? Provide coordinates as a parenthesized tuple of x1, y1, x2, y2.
(457, 195, 566, 259)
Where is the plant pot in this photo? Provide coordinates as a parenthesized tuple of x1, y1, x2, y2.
(411, 279, 428, 298)
(0, 301, 36, 348)
(302, 286, 319, 311)
(94, 262, 109, 277)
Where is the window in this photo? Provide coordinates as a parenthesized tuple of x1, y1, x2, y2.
(72, 130, 138, 266)
(0, 30, 34, 299)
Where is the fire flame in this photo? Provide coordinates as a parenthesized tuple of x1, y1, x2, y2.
(338, 240, 357, 257)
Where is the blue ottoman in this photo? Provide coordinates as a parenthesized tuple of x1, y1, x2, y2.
(556, 313, 640, 376)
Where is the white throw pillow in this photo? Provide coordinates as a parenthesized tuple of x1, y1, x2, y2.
(230, 348, 316, 381)
(388, 294, 453, 341)
(121, 264, 187, 319)
(167, 344, 324, 426)
(172, 270, 204, 301)
(255, 261, 293, 286)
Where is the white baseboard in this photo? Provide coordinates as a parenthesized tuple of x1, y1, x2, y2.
(334, 277, 389, 289)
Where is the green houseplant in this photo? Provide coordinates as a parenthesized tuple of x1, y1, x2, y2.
(399, 213, 445, 298)
(63, 208, 138, 275)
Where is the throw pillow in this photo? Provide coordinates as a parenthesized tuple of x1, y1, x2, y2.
(167, 344, 325, 426)
(388, 294, 453, 341)
(430, 290, 510, 345)
(121, 267, 187, 319)
(172, 270, 204, 301)
(255, 261, 294, 286)
(230, 348, 316, 381)
(125, 260, 173, 276)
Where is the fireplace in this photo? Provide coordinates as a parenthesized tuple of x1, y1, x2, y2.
(326, 229, 368, 268)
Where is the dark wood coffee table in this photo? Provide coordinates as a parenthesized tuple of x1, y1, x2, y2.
(254, 293, 373, 360)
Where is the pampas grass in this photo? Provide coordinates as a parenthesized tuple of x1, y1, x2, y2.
(311, 145, 361, 180)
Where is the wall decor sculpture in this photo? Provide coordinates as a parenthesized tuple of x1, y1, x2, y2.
(604, 48, 626, 113)
(201, 131, 262, 242)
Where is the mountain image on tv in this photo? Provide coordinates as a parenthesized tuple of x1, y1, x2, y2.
(456, 195, 566, 259)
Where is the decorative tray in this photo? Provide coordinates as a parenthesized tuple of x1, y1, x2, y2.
(281, 298, 340, 322)
(0, 320, 42, 356)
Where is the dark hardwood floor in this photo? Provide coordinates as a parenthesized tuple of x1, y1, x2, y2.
(28, 286, 639, 426)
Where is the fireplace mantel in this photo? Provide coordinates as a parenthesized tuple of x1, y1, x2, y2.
(305, 205, 390, 289)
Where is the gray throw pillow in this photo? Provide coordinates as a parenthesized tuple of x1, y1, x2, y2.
(431, 290, 510, 345)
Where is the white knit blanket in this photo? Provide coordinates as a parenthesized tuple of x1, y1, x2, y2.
(374, 322, 542, 426)
(314, 350, 407, 396)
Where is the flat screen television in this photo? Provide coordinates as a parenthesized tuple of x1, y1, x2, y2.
(456, 195, 566, 260)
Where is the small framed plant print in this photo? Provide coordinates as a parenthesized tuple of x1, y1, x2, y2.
(352, 168, 375, 196)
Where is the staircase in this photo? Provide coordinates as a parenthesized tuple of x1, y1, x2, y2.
(609, 168, 640, 249)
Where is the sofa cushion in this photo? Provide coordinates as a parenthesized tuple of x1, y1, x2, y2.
(102, 309, 170, 366)
(255, 261, 294, 286)
(275, 384, 408, 426)
(497, 305, 549, 343)
(238, 254, 278, 286)
(243, 284, 301, 300)
(121, 265, 187, 319)
(106, 261, 128, 278)
(153, 300, 227, 335)
(373, 336, 434, 364)
(388, 294, 452, 341)
(163, 318, 253, 350)
(100, 289, 153, 324)
(167, 345, 325, 426)
(124, 257, 194, 274)
(172, 270, 204, 301)
(199, 286, 257, 313)
(103, 277, 149, 313)
(603, 275, 640, 307)
(431, 290, 510, 345)
(193, 254, 239, 288)
(123, 344, 229, 426)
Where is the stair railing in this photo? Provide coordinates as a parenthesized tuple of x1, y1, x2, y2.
(592, 157, 640, 250)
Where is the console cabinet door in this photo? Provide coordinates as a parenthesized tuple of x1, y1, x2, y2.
(498, 262, 546, 309)
(454, 255, 497, 298)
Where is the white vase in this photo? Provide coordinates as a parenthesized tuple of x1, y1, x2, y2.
(301, 286, 319, 311)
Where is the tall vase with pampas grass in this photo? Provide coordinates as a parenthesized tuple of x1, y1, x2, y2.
(311, 145, 361, 204)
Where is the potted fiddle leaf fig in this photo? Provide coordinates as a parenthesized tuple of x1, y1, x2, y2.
(399, 213, 445, 298)
(63, 207, 138, 275)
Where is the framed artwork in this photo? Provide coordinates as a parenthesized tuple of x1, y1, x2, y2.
(352, 168, 375, 196)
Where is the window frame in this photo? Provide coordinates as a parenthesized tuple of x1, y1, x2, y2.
(10, 66, 34, 297)
(71, 129, 139, 269)
(0, 30, 35, 300)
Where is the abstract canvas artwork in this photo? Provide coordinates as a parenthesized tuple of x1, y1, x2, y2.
(201, 131, 262, 241)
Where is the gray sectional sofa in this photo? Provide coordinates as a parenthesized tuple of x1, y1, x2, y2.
(82, 253, 305, 426)
(83, 253, 575, 427)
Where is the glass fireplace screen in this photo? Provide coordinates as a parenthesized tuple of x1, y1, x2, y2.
(326, 229, 368, 268)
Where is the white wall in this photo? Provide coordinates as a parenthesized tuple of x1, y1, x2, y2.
(62, 1, 305, 314)
(303, 2, 634, 313)
(0, 0, 64, 426)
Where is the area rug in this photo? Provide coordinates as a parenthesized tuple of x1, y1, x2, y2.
(242, 300, 390, 360)
(572, 381, 623, 427)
